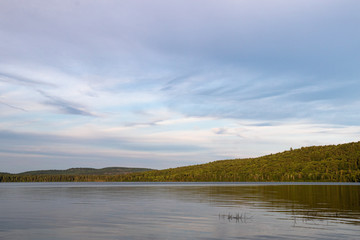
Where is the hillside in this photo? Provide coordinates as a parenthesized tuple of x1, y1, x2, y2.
(1, 141, 360, 182)
(117, 141, 360, 182)
(18, 167, 154, 176)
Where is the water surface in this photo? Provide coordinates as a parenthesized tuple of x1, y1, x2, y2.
(1, 182, 359, 239)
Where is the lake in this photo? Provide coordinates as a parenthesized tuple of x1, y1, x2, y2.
(0, 182, 359, 239)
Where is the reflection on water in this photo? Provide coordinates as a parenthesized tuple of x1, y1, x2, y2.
(218, 212, 253, 223)
(0, 182, 359, 240)
(167, 184, 360, 224)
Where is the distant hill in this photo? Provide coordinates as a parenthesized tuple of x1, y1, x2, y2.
(18, 167, 154, 176)
(1, 141, 360, 182)
(117, 141, 360, 182)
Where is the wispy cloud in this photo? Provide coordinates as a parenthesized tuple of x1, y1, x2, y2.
(0, 0, 359, 172)
(0, 72, 55, 87)
(0, 100, 27, 112)
(0, 128, 210, 173)
(38, 90, 95, 117)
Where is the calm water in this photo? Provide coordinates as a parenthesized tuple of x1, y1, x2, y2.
(0, 182, 359, 240)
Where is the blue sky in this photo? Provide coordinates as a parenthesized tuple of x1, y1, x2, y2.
(1, 0, 360, 173)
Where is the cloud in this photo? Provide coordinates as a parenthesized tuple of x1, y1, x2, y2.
(0, 129, 207, 157)
(157, 68, 360, 126)
(38, 90, 95, 116)
(213, 128, 229, 135)
(0, 1, 360, 172)
(1, 0, 359, 77)
(0, 100, 27, 112)
(0, 72, 54, 87)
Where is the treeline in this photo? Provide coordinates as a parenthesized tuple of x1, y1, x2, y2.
(1, 141, 360, 182)
(18, 167, 154, 176)
(0, 174, 127, 182)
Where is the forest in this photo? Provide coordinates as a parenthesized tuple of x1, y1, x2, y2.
(16, 167, 153, 176)
(1, 141, 360, 182)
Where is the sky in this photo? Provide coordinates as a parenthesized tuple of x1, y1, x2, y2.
(1, 0, 360, 173)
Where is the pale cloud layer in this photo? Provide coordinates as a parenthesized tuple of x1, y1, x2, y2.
(0, 0, 360, 173)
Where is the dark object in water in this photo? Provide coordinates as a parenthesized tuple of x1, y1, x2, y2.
(219, 212, 253, 223)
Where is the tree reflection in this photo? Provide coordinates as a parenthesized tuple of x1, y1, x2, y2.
(162, 184, 360, 225)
